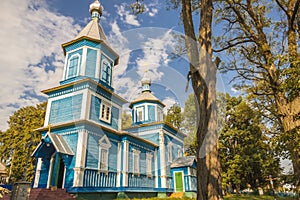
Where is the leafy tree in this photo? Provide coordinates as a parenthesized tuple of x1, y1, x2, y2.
(182, 93, 197, 156)
(0, 102, 46, 182)
(122, 112, 132, 129)
(219, 94, 280, 193)
(214, 0, 300, 196)
(165, 104, 183, 129)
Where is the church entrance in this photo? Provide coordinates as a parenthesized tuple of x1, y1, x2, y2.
(48, 154, 65, 189)
(57, 158, 65, 188)
(174, 171, 184, 192)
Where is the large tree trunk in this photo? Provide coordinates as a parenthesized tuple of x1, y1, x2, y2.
(181, 0, 222, 199)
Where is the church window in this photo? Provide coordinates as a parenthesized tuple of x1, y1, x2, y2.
(132, 149, 140, 175)
(136, 107, 144, 122)
(67, 54, 80, 79)
(100, 101, 111, 123)
(146, 153, 153, 177)
(168, 142, 173, 163)
(101, 59, 111, 85)
(98, 135, 111, 172)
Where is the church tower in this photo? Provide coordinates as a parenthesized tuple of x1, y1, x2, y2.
(60, 0, 118, 90)
(129, 71, 165, 125)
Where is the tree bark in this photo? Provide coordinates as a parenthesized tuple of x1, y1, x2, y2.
(181, 0, 222, 199)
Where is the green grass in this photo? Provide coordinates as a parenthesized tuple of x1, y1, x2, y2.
(224, 194, 296, 200)
(127, 194, 296, 200)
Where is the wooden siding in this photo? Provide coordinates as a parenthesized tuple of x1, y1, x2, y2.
(85, 48, 97, 78)
(49, 94, 83, 124)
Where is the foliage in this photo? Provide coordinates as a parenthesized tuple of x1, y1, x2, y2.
(165, 104, 183, 129)
(182, 93, 197, 156)
(219, 94, 281, 192)
(122, 112, 132, 129)
(214, 0, 300, 195)
(0, 102, 46, 183)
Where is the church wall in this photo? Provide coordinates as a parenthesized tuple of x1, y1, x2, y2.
(85, 48, 97, 78)
(89, 94, 120, 131)
(48, 93, 83, 125)
(83, 131, 119, 187)
(62, 133, 78, 188)
(127, 142, 155, 188)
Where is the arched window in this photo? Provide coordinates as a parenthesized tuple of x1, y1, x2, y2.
(101, 60, 111, 85)
(67, 54, 80, 79)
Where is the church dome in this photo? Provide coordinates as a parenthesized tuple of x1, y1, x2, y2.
(89, 0, 103, 16)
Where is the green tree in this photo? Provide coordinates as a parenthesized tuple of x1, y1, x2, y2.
(0, 102, 46, 182)
(121, 112, 132, 129)
(165, 104, 183, 129)
(219, 94, 280, 193)
(214, 0, 300, 196)
(182, 93, 197, 156)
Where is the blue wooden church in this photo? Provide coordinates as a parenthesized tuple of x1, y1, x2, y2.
(31, 0, 197, 199)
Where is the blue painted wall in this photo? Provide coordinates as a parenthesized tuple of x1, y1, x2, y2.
(89, 95, 119, 130)
(85, 48, 97, 78)
(49, 94, 83, 125)
(148, 105, 155, 122)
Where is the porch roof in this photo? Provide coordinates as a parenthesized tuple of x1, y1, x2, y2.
(32, 132, 74, 156)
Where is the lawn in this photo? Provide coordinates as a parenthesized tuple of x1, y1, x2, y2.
(129, 194, 296, 200)
(224, 194, 296, 200)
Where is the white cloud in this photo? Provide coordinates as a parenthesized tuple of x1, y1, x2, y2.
(0, 0, 81, 130)
(162, 97, 177, 114)
(115, 4, 140, 27)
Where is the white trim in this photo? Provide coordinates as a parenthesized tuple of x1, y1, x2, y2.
(173, 171, 185, 192)
(95, 50, 101, 79)
(100, 58, 112, 86)
(163, 130, 184, 143)
(81, 47, 87, 76)
(66, 53, 81, 79)
(168, 141, 173, 163)
(85, 90, 92, 120)
(100, 101, 112, 123)
(132, 149, 140, 175)
(62, 166, 66, 189)
(122, 140, 129, 187)
(136, 106, 144, 122)
(33, 158, 43, 188)
(159, 130, 167, 188)
(116, 142, 121, 187)
(80, 89, 88, 120)
(47, 153, 55, 188)
(62, 55, 68, 80)
(145, 104, 149, 121)
(154, 149, 158, 188)
(146, 152, 153, 177)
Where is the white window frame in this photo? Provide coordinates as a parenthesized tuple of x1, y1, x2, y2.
(100, 101, 111, 123)
(136, 107, 144, 122)
(168, 142, 173, 163)
(146, 153, 153, 177)
(101, 59, 111, 85)
(98, 135, 111, 172)
(66, 54, 80, 79)
(132, 149, 140, 175)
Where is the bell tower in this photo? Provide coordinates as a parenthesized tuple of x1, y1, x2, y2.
(60, 0, 119, 91)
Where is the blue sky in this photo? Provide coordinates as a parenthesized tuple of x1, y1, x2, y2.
(0, 0, 231, 131)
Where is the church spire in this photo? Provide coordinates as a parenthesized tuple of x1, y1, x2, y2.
(141, 70, 151, 93)
(89, 0, 103, 20)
